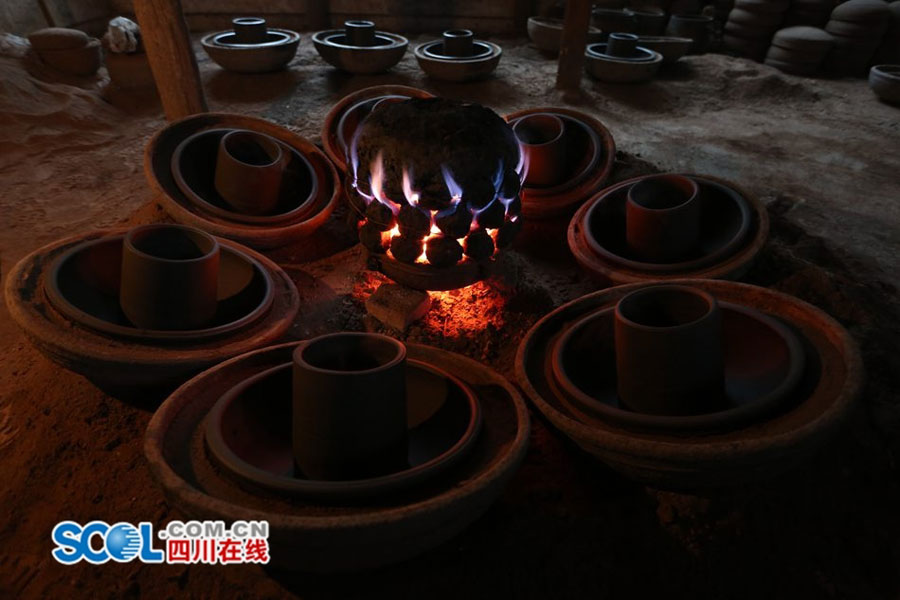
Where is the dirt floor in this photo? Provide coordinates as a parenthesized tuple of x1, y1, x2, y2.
(1, 32, 899, 599)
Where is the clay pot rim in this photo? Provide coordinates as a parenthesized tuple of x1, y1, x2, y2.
(413, 40, 502, 64)
(669, 13, 714, 22)
(614, 284, 717, 332)
(170, 127, 319, 226)
(626, 173, 699, 212)
(550, 300, 806, 433)
(586, 43, 661, 63)
(146, 112, 340, 249)
(144, 340, 530, 530)
(515, 279, 863, 481)
(311, 29, 408, 51)
(294, 332, 407, 376)
(871, 64, 900, 79)
(503, 107, 616, 218)
(513, 112, 566, 148)
(527, 16, 602, 34)
(43, 233, 276, 343)
(220, 129, 283, 168)
(578, 173, 755, 274)
(204, 358, 484, 499)
(124, 223, 219, 265)
(203, 29, 300, 49)
(321, 85, 435, 173)
(636, 35, 694, 44)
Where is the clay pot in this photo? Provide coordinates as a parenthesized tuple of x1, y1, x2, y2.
(625, 174, 701, 262)
(665, 14, 713, 52)
(214, 130, 288, 215)
(592, 8, 638, 37)
(527, 17, 604, 55)
(293, 333, 409, 480)
(513, 113, 568, 187)
(105, 50, 155, 89)
(413, 31, 502, 81)
(311, 21, 408, 74)
(632, 8, 668, 36)
(37, 39, 102, 76)
(635, 36, 694, 64)
(614, 285, 725, 415)
(442, 29, 476, 56)
(120, 224, 220, 330)
(232, 17, 268, 43)
(869, 65, 900, 104)
(201, 20, 300, 73)
(585, 41, 663, 83)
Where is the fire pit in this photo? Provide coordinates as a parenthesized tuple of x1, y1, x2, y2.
(347, 97, 524, 290)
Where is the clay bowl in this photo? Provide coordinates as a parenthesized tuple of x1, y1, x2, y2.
(515, 279, 863, 489)
(632, 8, 668, 35)
(37, 38, 102, 76)
(526, 17, 604, 55)
(146, 113, 340, 250)
(205, 359, 482, 500)
(504, 107, 616, 219)
(413, 39, 502, 82)
(585, 43, 663, 83)
(869, 65, 900, 104)
(549, 303, 805, 433)
(145, 341, 530, 571)
(4, 228, 299, 395)
(312, 30, 408, 73)
(568, 174, 768, 284)
(635, 36, 694, 64)
(321, 85, 435, 174)
(170, 128, 318, 225)
(201, 29, 300, 73)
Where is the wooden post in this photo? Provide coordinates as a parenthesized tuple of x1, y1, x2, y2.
(555, 0, 591, 90)
(134, 0, 207, 121)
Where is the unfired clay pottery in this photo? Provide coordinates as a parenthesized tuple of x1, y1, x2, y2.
(625, 174, 701, 262)
(201, 17, 300, 73)
(667, 14, 714, 52)
(516, 279, 863, 488)
(513, 113, 568, 187)
(765, 26, 833, 75)
(635, 36, 694, 64)
(205, 356, 481, 500)
(592, 8, 639, 37)
(145, 341, 529, 571)
(146, 113, 340, 249)
(414, 30, 502, 81)
(504, 107, 616, 219)
(569, 174, 766, 283)
(214, 130, 289, 216)
(312, 20, 408, 74)
(120, 224, 220, 331)
(527, 17, 603, 55)
(585, 34, 664, 83)
(869, 65, 900, 104)
(823, 0, 890, 76)
(6, 227, 298, 394)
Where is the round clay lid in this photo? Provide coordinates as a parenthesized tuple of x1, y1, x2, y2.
(831, 0, 890, 23)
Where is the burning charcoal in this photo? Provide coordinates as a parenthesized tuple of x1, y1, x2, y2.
(505, 196, 522, 219)
(477, 199, 505, 229)
(501, 169, 521, 198)
(365, 201, 395, 231)
(464, 228, 494, 260)
(435, 203, 473, 239)
(359, 222, 388, 254)
(425, 235, 463, 268)
(398, 204, 430, 238)
(496, 218, 523, 249)
(390, 234, 422, 264)
(417, 183, 453, 211)
(463, 176, 495, 210)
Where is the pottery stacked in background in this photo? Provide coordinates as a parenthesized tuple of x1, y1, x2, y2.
(27, 27, 102, 77)
(764, 25, 834, 75)
(724, 0, 790, 61)
(823, 0, 891, 76)
(782, 0, 835, 27)
(873, 1, 900, 65)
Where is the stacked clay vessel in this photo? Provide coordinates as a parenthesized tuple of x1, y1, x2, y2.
(824, 0, 890, 76)
(724, 0, 790, 61)
(765, 26, 834, 75)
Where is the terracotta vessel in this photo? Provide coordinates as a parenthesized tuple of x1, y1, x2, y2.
(232, 17, 268, 43)
(513, 113, 568, 187)
(120, 224, 220, 331)
(614, 285, 725, 415)
(414, 30, 502, 81)
(293, 333, 408, 480)
(592, 8, 638, 37)
(213, 130, 288, 216)
(312, 20, 408, 74)
(625, 173, 701, 262)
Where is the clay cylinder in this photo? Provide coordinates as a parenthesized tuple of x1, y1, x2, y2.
(345, 20, 377, 47)
(443, 29, 475, 57)
(614, 285, 725, 415)
(606, 32, 639, 57)
(292, 333, 408, 480)
(232, 17, 267, 44)
(625, 174, 700, 262)
(665, 14, 712, 52)
(513, 114, 567, 187)
(120, 224, 220, 330)
(214, 129, 287, 216)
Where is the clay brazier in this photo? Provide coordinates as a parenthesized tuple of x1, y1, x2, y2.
(120, 224, 220, 330)
(292, 333, 409, 480)
(614, 285, 725, 415)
